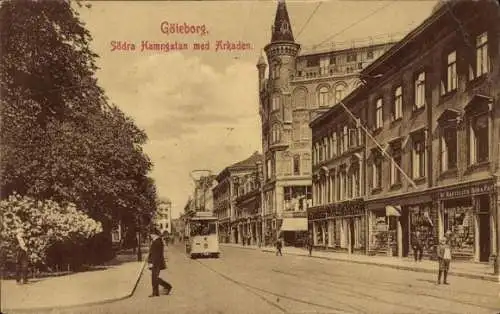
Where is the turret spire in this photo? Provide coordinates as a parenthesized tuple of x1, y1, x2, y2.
(271, 0, 295, 43)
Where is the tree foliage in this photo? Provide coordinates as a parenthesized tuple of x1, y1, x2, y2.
(0, 194, 103, 265)
(0, 0, 157, 260)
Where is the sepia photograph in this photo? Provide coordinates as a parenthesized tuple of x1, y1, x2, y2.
(1, 0, 500, 313)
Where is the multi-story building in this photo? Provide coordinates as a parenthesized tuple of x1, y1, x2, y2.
(213, 152, 262, 244)
(171, 218, 185, 242)
(191, 174, 217, 213)
(257, 0, 394, 247)
(154, 198, 172, 235)
(234, 158, 263, 246)
(310, 0, 499, 263)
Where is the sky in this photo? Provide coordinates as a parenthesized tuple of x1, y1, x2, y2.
(77, 0, 439, 219)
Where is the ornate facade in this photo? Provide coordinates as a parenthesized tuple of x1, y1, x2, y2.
(310, 0, 500, 262)
(257, 0, 394, 246)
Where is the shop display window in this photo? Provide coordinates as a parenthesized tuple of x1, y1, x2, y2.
(371, 210, 389, 251)
(443, 198, 474, 257)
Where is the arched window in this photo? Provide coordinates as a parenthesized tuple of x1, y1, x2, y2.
(318, 86, 329, 107)
(334, 84, 346, 104)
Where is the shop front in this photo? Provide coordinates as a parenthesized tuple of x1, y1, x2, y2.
(280, 211, 308, 247)
(307, 199, 365, 254)
(262, 214, 277, 246)
(435, 179, 496, 262)
(367, 193, 433, 258)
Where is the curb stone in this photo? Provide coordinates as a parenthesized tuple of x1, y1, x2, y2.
(2, 260, 147, 313)
(222, 244, 498, 283)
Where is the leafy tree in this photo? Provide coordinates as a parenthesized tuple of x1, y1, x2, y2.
(0, 0, 157, 263)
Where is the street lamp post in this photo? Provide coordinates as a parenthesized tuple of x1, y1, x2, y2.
(136, 213, 142, 262)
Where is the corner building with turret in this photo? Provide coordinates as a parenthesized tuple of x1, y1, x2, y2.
(257, 0, 395, 247)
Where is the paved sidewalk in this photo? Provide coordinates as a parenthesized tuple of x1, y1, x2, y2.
(1, 252, 147, 312)
(221, 243, 498, 282)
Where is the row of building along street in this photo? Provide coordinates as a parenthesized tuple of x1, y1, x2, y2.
(179, 0, 500, 268)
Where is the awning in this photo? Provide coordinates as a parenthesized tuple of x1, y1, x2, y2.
(280, 218, 308, 231)
(385, 205, 401, 217)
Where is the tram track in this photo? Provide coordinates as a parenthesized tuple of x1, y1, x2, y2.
(193, 256, 358, 314)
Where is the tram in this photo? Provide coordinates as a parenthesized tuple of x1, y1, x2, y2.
(185, 211, 220, 259)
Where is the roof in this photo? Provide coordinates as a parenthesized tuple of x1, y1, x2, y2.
(215, 151, 263, 182)
(271, 0, 295, 43)
(229, 151, 263, 169)
(361, 0, 459, 77)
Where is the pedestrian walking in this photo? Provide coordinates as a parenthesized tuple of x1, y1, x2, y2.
(306, 234, 313, 257)
(276, 238, 283, 256)
(437, 236, 452, 285)
(16, 228, 29, 285)
(412, 230, 424, 262)
(148, 228, 172, 297)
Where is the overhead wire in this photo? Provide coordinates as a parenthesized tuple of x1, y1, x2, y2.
(313, 2, 395, 50)
(295, 1, 323, 40)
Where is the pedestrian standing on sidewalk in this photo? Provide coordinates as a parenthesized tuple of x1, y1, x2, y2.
(148, 228, 172, 297)
(306, 234, 313, 257)
(437, 236, 452, 285)
(412, 230, 424, 262)
(15, 228, 29, 285)
(276, 238, 283, 256)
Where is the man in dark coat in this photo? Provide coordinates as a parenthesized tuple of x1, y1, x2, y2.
(16, 228, 29, 284)
(148, 229, 172, 297)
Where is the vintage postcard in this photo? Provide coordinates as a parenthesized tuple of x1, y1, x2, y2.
(1, 0, 499, 313)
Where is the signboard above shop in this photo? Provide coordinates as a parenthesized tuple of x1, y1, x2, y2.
(437, 181, 494, 200)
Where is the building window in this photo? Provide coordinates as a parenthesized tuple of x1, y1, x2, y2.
(347, 54, 357, 62)
(393, 86, 403, 121)
(349, 128, 358, 148)
(339, 169, 347, 200)
(330, 55, 337, 64)
(375, 98, 383, 129)
(440, 126, 458, 172)
(412, 133, 426, 179)
(390, 141, 402, 186)
(320, 57, 330, 75)
(272, 62, 281, 79)
(300, 124, 310, 140)
(476, 32, 489, 77)
(307, 56, 320, 67)
(372, 153, 382, 190)
(351, 162, 360, 198)
(342, 126, 348, 153)
(271, 95, 280, 111)
(318, 86, 329, 107)
(334, 84, 345, 104)
(292, 122, 300, 141)
(293, 155, 300, 175)
(266, 159, 272, 179)
(446, 51, 457, 92)
(367, 50, 374, 59)
(414, 72, 425, 110)
(469, 114, 489, 164)
(332, 132, 337, 156)
(271, 124, 281, 144)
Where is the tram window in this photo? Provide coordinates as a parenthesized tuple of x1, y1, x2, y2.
(190, 221, 217, 236)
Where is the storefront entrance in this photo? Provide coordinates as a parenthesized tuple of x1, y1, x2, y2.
(479, 213, 491, 262)
(401, 209, 410, 257)
(349, 219, 355, 254)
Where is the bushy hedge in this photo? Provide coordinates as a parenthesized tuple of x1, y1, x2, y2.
(0, 193, 102, 269)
